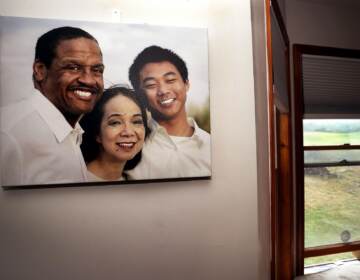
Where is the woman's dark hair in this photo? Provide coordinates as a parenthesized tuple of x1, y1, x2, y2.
(80, 85, 150, 171)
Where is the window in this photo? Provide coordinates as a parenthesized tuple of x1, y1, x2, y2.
(303, 119, 360, 267)
(293, 45, 360, 276)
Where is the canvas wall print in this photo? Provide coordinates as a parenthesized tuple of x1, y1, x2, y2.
(0, 16, 211, 188)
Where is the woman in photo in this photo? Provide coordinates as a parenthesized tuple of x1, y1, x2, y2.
(80, 85, 150, 181)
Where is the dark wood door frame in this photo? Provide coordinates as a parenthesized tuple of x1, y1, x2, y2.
(266, 0, 294, 279)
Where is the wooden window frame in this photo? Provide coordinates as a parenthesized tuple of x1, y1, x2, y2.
(293, 44, 360, 273)
(304, 144, 360, 167)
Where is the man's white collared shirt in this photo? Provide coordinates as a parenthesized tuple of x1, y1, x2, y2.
(1, 91, 88, 186)
(127, 118, 211, 180)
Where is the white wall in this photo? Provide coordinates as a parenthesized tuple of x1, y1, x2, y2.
(0, 1, 261, 279)
(277, 0, 287, 23)
(250, 0, 271, 278)
(286, 0, 360, 49)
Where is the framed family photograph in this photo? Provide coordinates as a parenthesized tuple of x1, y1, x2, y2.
(0, 16, 211, 188)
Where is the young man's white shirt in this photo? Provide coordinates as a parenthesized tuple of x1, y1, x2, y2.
(0, 91, 88, 187)
(126, 118, 211, 180)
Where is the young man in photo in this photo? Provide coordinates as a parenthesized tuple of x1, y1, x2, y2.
(127, 45, 211, 179)
(0, 26, 104, 186)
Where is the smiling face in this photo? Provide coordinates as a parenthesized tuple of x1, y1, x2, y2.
(33, 37, 104, 126)
(97, 95, 145, 163)
(139, 61, 189, 122)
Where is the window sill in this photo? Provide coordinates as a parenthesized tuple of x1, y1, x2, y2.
(295, 260, 360, 280)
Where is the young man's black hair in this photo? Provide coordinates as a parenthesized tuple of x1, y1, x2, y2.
(128, 45, 188, 91)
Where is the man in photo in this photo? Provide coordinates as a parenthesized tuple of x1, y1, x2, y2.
(127, 45, 211, 179)
(0, 26, 104, 186)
